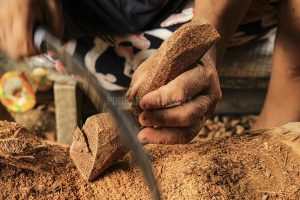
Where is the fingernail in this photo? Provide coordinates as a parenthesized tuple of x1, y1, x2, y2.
(139, 114, 148, 125)
(138, 134, 149, 145)
(143, 104, 151, 110)
(141, 137, 149, 144)
(142, 115, 147, 121)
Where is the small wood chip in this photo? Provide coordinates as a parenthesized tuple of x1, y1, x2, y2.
(262, 194, 269, 200)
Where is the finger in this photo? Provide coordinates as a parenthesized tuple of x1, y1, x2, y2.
(0, 11, 8, 53)
(11, 4, 36, 58)
(139, 64, 210, 110)
(2, 9, 18, 58)
(139, 95, 210, 127)
(128, 72, 145, 102)
(125, 86, 132, 98)
(127, 58, 150, 101)
(0, 13, 4, 50)
(46, 0, 64, 37)
(137, 124, 202, 145)
(25, 14, 39, 57)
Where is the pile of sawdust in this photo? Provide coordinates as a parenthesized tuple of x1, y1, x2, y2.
(197, 115, 257, 141)
(0, 121, 24, 139)
(1, 121, 300, 199)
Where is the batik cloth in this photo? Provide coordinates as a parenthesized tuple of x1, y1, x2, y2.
(63, 0, 280, 91)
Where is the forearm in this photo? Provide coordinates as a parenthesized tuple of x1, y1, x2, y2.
(275, 0, 300, 74)
(194, 0, 253, 65)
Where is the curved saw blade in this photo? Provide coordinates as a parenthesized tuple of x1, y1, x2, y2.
(34, 27, 160, 200)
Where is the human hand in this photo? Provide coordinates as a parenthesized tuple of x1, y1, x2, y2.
(0, 0, 64, 59)
(128, 49, 222, 145)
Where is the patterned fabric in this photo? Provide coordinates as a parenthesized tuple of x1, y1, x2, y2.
(64, 0, 280, 91)
(61, 0, 187, 37)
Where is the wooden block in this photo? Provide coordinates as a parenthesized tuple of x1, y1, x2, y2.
(70, 113, 127, 181)
(54, 81, 81, 145)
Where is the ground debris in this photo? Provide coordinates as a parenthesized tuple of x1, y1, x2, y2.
(1, 120, 300, 199)
(0, 121, 71, 175)
(197, 115, 257, 141)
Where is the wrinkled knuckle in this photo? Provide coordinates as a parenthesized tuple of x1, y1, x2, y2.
(186, 109, 201, 126)
(159, 137, 168, 145)
(158, 130, 168, 144)
(178, 83, 190, 100)
(160, 139, 168, 145)
(157, 111, 167, 125)
(202, 95, 213, 106)
(157, 88, 168, 107)
(194, 97, 211, 116)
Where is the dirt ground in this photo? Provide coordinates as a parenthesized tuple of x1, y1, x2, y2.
(1, 120, 300, 199)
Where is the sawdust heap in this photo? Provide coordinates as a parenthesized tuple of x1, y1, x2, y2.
(0, 121, 24, 139)
(0, 121, 71, 175)
(1, 121, 300, 199)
